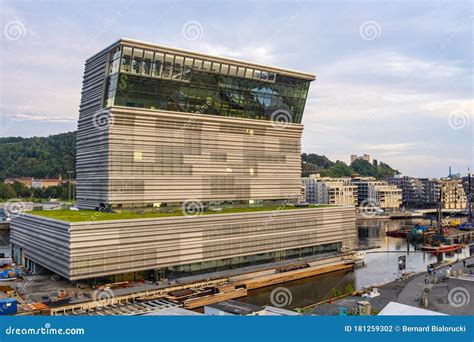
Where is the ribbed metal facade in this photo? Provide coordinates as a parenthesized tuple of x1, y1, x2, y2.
(78, 106, 302, 208)
(11, 206, 356, 280)
(76, 45, 112, 209)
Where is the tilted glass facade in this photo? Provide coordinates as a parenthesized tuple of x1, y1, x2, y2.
(103, 45, 311, 124)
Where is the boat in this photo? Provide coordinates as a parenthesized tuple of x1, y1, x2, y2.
(385, 230, 407, 238)
(421, 244, 464, 253)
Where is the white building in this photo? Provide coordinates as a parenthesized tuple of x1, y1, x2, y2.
(302, 174, 357, 205)
(351, 177, 402, 210)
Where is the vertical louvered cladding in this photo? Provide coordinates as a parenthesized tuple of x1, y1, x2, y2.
(105, 107, 303, 206)
(76, 47, 112, 209)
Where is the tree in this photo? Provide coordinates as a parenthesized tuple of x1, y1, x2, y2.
(0, 183, 17, 200)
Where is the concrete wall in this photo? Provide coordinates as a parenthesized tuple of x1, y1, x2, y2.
(11, 206, 356, 280)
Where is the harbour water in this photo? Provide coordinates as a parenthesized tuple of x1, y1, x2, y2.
(241, 218, 471, 309)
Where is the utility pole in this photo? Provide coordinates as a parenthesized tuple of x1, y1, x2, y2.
(67, 171, 74, 203)
(437, 186, 443, 236)
(468, 168, 472, 223)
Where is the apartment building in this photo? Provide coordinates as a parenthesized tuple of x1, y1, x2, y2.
(351, 177, 402, 210)
(302, 174, 357, 205)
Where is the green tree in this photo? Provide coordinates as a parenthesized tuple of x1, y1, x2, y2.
(0, 183, 17, 199)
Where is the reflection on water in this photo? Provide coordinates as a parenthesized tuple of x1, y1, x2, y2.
(242, 218, 471, 309)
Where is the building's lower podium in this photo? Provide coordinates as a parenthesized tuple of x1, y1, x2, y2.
(11, 205, 356, 281)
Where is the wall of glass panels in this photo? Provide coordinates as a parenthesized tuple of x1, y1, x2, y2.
(103, 45, 311, 124)
(162, 242, 341, 278)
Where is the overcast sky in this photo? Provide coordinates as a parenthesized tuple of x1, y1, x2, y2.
(0, 0, 472, 177)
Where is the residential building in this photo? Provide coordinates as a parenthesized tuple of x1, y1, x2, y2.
(302, 174, 357, 205)
(388, 175, 424, 208)
(4, 177, 63, 189)
(439, 178, 467, 209)
(4, 177, 33, 188)
(461, 174, 473, 210)
(32, 178, 62, 188)
(351, 177, 402, 210)
(420, 178, 441, 207)
(11, 38, 357, 281)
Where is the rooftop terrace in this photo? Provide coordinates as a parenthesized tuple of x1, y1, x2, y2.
(27, 204, 330, 222)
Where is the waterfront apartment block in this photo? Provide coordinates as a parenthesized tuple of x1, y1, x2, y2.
(11, 39, 358, 281)
(302, 174, 357, 205)
(440, 179, 467, 209)
(351, 177, 402, 210)
(388, 175, 424, 208)
(388, 175, 468, 209)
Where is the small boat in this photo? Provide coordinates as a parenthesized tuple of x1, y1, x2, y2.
(386, 230, 407, 238)
(421, 244, 464, 253)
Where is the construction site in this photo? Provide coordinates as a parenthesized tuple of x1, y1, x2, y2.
(0, 251, 362, 316)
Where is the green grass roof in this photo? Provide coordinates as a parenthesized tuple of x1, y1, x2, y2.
(27, 204, 329, 222)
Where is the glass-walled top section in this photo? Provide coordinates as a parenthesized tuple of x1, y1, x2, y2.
(103, 44, 313, 124)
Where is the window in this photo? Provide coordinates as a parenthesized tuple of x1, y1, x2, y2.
(245, 68, 254, 79)
(173, 56, 184, 80)
(153, 52, 164, 77)
(194, 59, 203, 69)
(220, 64, 229, 75)
(163, 54, 174, 78)
(203, 60, 212, 71)
(111, 46, 121, 61)
(237, 67, 245, 78)
(131, 48, 143, 75)
(211, 62, 220, 73)
(229, 65, 237, 76)
(183, 57, 193, 81)
(134, 151, 142, 161)
(120, 47, 132, 73)
(268, 72, 276, 82)
(109, 58, 120, 75)
(142, 50, 153, 76)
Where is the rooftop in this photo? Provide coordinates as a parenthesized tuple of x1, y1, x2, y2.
(27, 204, 331, 222)
(90, 38, 316, 81)
(206, 300, 264, 315)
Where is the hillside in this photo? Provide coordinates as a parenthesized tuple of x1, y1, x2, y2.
(0, 132, 76, 179)
(0, 132, 399, 181)
(302, 153, 399, 179)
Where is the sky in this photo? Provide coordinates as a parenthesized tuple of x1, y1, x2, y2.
(0, 0, 472, 178)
